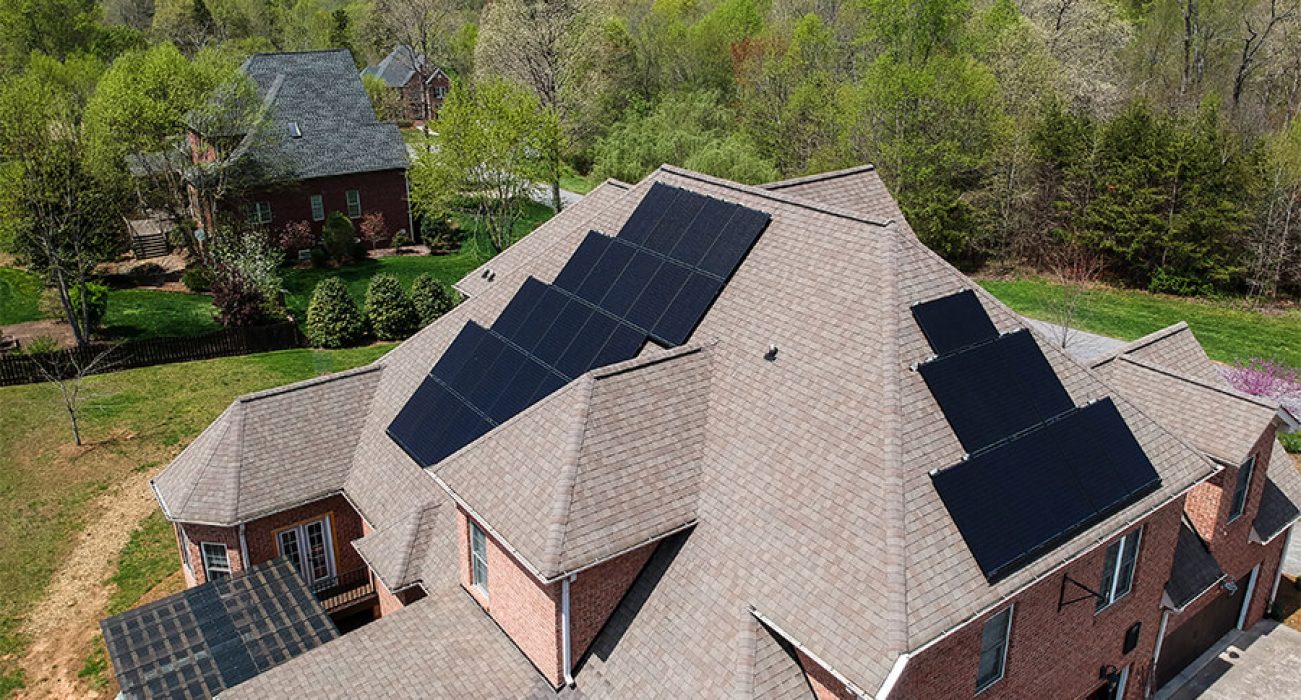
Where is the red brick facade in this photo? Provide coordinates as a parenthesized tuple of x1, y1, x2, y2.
(397, 72, 450, 121)
(797, 649, 858, 700)
(244, 169, 412, 246)
(569, 541, 656, 660)
(176, 495, 365, 586)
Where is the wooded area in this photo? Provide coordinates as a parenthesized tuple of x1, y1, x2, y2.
(2, 0, 1300, 298)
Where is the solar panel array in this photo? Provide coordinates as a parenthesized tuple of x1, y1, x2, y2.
(913, 291, 1161, 582)
(100, 558, 337, 700)
(389, 182, 771, 468)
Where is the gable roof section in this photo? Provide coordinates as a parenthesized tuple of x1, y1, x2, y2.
(361, 45, 426, 88)
(242, 49, 407, 181)
(1095, 355, 1280, 464)
(1091, 322, 1225, 386)
(431, 344, 712, 580)
(760, 165, 905, 223)
(152, 365, 383, 526)
(1163, 521, 1225, 611)
(352, 500, 442, 592)
(1254, 443, 1301, 543)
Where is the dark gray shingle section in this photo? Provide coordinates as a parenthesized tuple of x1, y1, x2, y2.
(360, 45, 421, 88)
(242, 49, 407, 181)
(1165, 522, 1224, 610)
(1254, 477, 1301, 544)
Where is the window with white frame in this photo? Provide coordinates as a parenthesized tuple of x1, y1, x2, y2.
(346, 190, 361, 218)
(976, 605, 1013, 692)
(433, 86, 448, 99)
(470, 521, 489, 594)
(178, 526, 192, 573)
(247, 201, 272, 225)
(310, 194, 325, 222)
(201, 542, 231, 580)
(1229, 455, 1256, 522)
(1097, 527, 1142, 611)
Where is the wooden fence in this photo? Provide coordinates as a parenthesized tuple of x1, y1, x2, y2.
(0, 320, 302, 387)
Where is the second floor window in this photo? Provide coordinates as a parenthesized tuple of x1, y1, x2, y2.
(247, 201, 272, 225)
(1097, 527, 1142, 612)
(977, 606, 1013, 692)
(346, 190, 362, 218)
(470, 521, 489, 594)
(1229, 455, 1256, 522)
(310, 194, 325, 222)
(202, 542, 231, 580)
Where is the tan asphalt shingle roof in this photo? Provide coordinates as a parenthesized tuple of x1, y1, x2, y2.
(432, 343, 712, 580)
(749, 620, 816, 700)
(1095, 355, 1280, 464)
(1091, 322, 1226, 386)
(151, 365, 383, 525)
(223, 587, 556, 699)
(352, 500, 441, 592)
(166, 164, 1257, 697)
(760, 165, 905, 223)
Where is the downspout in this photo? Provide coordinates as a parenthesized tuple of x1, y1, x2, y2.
(238, 523, 250, 575)
(1148, 610, 1170, 698)
(561, 574, 576, 687)
(404, 171, 416, 241)
(1269, 527, 1294, 607)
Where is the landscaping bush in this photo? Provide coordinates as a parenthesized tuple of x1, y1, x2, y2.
(277, 221, 316, 258)
(365, 273, 419, 340)
(309, 247, 328, 268)
(305, 277, 366, 347)
(41, 283, 109, 330)
(421, 216, 461, 252)
(410, 273, 456, 327)
(322, 212, 356, 263)
(211, 271, 271, 327)
(182, 266, 215, 292)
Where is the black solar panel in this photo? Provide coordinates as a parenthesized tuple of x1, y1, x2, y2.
(919, 330, 1074, 451)
(389, 182, 770, 468)
(912, 289, 999, 356)
(932, 399, 1161, 581)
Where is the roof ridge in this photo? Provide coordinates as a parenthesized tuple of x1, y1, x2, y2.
(1115, 354, 1280, 411)
(880, 223, 910, 676)
(656, 165, 895, 228)
(231, 396, 248, 519)
(759, 164, 877, 190)
(1088, 322, 1190, 368)
(397, 501, 435, 584)
(540, 374, 596, 577)
(249, 48, 352, 57)
(239, 364, 383, 403)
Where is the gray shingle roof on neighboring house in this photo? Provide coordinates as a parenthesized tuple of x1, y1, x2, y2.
(241, 49, 408, 182)
(361, 45, 434, 88)
(1164, 521, 1225, 611)
(151, 365, 383, 526)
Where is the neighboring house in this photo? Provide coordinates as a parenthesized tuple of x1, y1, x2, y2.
(123, 163, 1301, 699)
(361, 45, 451, 122)
(189, 49, 412, 246)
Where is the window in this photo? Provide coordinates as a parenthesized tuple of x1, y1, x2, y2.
(433, 85, 448, 99)
(310, 194, 325, 222)
(201, 542, 231, 580)
(1229, 455, 1256, 522)
(276, 516, 335, 586)
(976, 606, 1013, 692)
(346, 190, 361, 218)
(247, 201, 272, 225)
(470, 521, 489, 594)
(1097, 527, 1142, 612)
(178, 526, 192, 573)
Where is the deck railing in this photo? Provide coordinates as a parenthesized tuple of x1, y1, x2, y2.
(310, 567, 375, 612)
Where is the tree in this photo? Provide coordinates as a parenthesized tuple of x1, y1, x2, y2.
(366, 0, 469, 116)
(0, 0, 108, 72)
(410, 272, 455, 326)
(359, 211, 389, 250)
(322, 212, 357, 261)
(22, 340, 121, 446)
(410, 78, 554, 252)
(305, 277, 366, 347)
(365, 273, 419, 339)
(208, 227, 283, 325)
(0, 54, 124, 348)
(363, 73, 405, 122)
(329, 8, 361, 67)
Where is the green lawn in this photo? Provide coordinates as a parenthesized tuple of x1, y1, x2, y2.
(559, 166, 601, 195)
(103, 289, 219, 339)
(0, 268, 44, 325)
(284, 202, 554, 321)
(980, 276, 1301, 368)
(0, 344, 392, 697)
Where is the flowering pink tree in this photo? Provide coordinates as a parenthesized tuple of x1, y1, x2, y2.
(277, 220, 315, 255)
(1222, 358, 1301, 403)
(360, 211, 388, 251)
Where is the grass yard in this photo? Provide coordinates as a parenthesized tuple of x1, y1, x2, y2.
(559, 166, 601, 195)
(0, 344, 392, 697)
(283, 201, 554, 320)
(102, 289, 219, 339)
(980, 276, 1301, 368)
(0, 268, 44, 325)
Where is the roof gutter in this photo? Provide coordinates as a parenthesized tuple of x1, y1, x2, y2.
(150, 478, 173, 520)
(876, 652, 910, 699)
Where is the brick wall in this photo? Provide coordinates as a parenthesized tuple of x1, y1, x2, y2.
(796, 649, 858, 700)
(569, 541, 656, 659)
(246, 169, 412, 245)
(243, 495, 366, 575)
(894, 501, 1184, 700)
(1184, 478, 1224, 541)
(178, 523, 244, 585)
(458, 508, 564, 686)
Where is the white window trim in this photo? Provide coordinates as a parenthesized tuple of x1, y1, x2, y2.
(346, 190, 362, 219)
(275, 515, 336, 586)
(201, 542, 231, 580)
(1228, 455, 1256, 522)
(470, 521, 489, 595)
(310, 194, 325, 222)
(1097, 527, 1143, 612)
(179, 526, 193, 575)
(247, 201, 272, 225)
(976, 605, 1013, 693)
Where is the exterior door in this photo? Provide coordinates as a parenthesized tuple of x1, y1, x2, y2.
(276, 516, 335, 587)
(1155, 573, 1249, 689)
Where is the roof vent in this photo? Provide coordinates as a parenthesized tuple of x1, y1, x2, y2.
(289, 122, 302, 139)
(764, 344, 779, 362)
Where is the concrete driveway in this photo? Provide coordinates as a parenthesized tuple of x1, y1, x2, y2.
(1159, 620, 1301, 699)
